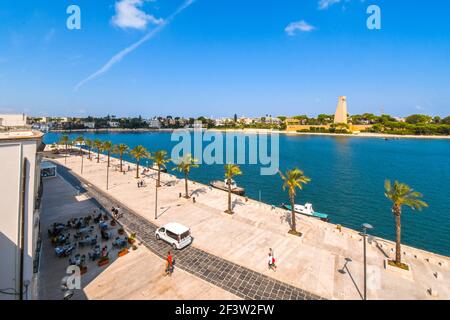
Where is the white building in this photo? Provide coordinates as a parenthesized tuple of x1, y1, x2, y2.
(0, 130, 44, 300)
(83, 122, 96, 129)
(148, 119, 161, 129)
(0, 114, 28, 127)
(107, 121, 120, 128)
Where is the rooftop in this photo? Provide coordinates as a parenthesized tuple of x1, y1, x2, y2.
(0, 130, 44, 142)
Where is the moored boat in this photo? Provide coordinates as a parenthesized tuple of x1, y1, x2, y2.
(210, 179, 245, 195)
(283, 203, 330, 222)
(149, 163, 167, 173)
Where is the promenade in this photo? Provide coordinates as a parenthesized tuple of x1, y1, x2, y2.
(45, 149, 450, 300)
(37, 172, 238, 300)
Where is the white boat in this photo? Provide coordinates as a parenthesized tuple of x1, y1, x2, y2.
(283, 203, 330, 221)
(210, 179, 245, 195)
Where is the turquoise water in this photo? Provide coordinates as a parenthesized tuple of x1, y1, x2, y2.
(44, 132, 450, 257)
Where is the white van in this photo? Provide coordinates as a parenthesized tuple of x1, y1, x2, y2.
(155, 222, 192, 250)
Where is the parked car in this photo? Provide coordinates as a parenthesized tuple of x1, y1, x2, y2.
(155, 222, 192, 250)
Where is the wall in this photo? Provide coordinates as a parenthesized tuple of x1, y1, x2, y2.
(0, 114, 28, 127)
(0, 139, 38, 300)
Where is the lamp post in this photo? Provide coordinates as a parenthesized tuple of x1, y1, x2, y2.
(361, 223, 373, 301)
(106, 163, 110, 190)
(154, 183, 158, 220)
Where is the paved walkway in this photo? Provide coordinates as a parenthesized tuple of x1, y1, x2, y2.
(38, 174, 238, 300)
(56, 163, 322, 300)
(48, 151, 450, 300)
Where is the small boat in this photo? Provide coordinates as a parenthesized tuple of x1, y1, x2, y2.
(210, 179, 245, 195)
(283, 203, 330, 222)
(149, 163, 167, 173)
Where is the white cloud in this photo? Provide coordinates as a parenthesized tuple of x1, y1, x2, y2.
(74, 0, 195, 91)
(318, 0, 341, 10)
(112, 0, 163, 30)
(285, 20, 315, 36)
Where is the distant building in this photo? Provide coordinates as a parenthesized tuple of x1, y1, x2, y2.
(0, 130, 44, 300)
(107, 121, 120, 128)
(285, 96, 372, 133)
(0, 114, 28, 128)
(148, 119, 161, 129)
(334, 96, 348, 124)
(83, 122, 96, 129)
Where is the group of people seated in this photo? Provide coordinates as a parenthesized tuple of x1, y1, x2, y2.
(111, 206, 123, 219)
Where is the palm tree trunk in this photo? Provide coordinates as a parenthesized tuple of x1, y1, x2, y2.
(184, 173, 189, 198)
(65, 144, 68, 164)
(88, 148, 91, 160)
(107, 152, 110, 167)
(290, 194, 296, 232)
(136, 160, 140, 179)
(228, 179, 232, 213)
(97, 150, 100, 163)
(119, 155, 123, 172)
(395, 209, 402, 265)
(157, 165, 161, 187)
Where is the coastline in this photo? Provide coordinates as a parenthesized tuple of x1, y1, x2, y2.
(48, 128, 450, 140)
(44, 148, 450, 299)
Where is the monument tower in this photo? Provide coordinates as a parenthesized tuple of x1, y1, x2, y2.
(334, 96, 348, 124)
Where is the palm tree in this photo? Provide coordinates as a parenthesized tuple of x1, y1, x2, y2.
(130, 145, 150, 178)
(172, 154, 199, 198)
(384, 180, 428, 266)
(74, 135, 84, 155)
(224, 164, 242, 214)
(50, 143, 58, 154)
(85, 139, 93, 160)
(102, 141, 113, 167)
(93, 139, 103, 163)
(151, 150, 170, 187)
(59, 134, 70, 164)
(114, 144, 129, 172)
(279, 168, 311, 236)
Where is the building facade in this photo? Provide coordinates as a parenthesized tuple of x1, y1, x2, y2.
(0, 131, 44, 300)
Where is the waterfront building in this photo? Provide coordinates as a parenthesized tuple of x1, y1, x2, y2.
(148, 118, 161, 129)
(83, 121, 96, 129)
(0, 130, 44, 300)
(0, 114, 29, 128)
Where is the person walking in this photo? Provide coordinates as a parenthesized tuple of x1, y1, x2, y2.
(268, 248, 277, 271)
(166, 251, 174, 276)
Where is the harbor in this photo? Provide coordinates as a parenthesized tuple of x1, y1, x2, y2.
(42, 147, 450, 300)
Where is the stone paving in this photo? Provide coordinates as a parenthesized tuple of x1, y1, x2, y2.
(47, 150, 450, 300)
(56, 163, 322, 300)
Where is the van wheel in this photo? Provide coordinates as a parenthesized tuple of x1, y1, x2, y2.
(172, 244, 177, 250)
(156, 234, 160, 240)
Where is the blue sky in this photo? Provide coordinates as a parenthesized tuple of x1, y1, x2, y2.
(0, 0, 449, 118)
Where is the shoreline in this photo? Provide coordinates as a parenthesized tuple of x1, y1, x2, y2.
(48, 128, 450, 140)
(50, 145, 450, 260)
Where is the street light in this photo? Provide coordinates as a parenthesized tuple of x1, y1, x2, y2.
(155, 182, 158, 220)
(361, 223, 373, 301)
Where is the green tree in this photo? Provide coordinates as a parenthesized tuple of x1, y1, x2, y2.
(224, 164, 242, 214)
(74, 135, 84, 156)
(114, 144, 129, 172)
(93, 139, 103, 163)
(151, 150, 170, 187)
(59, 134, 70, 164)
(279, 168, 311, 236)
(130, 145, 150, 179)
(384, 180, 428, 266)
(102, 141, 113, 167)
(85, 139, 93, 160)
(405, 114, 432, 125)
(172, 154, 199, 198)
